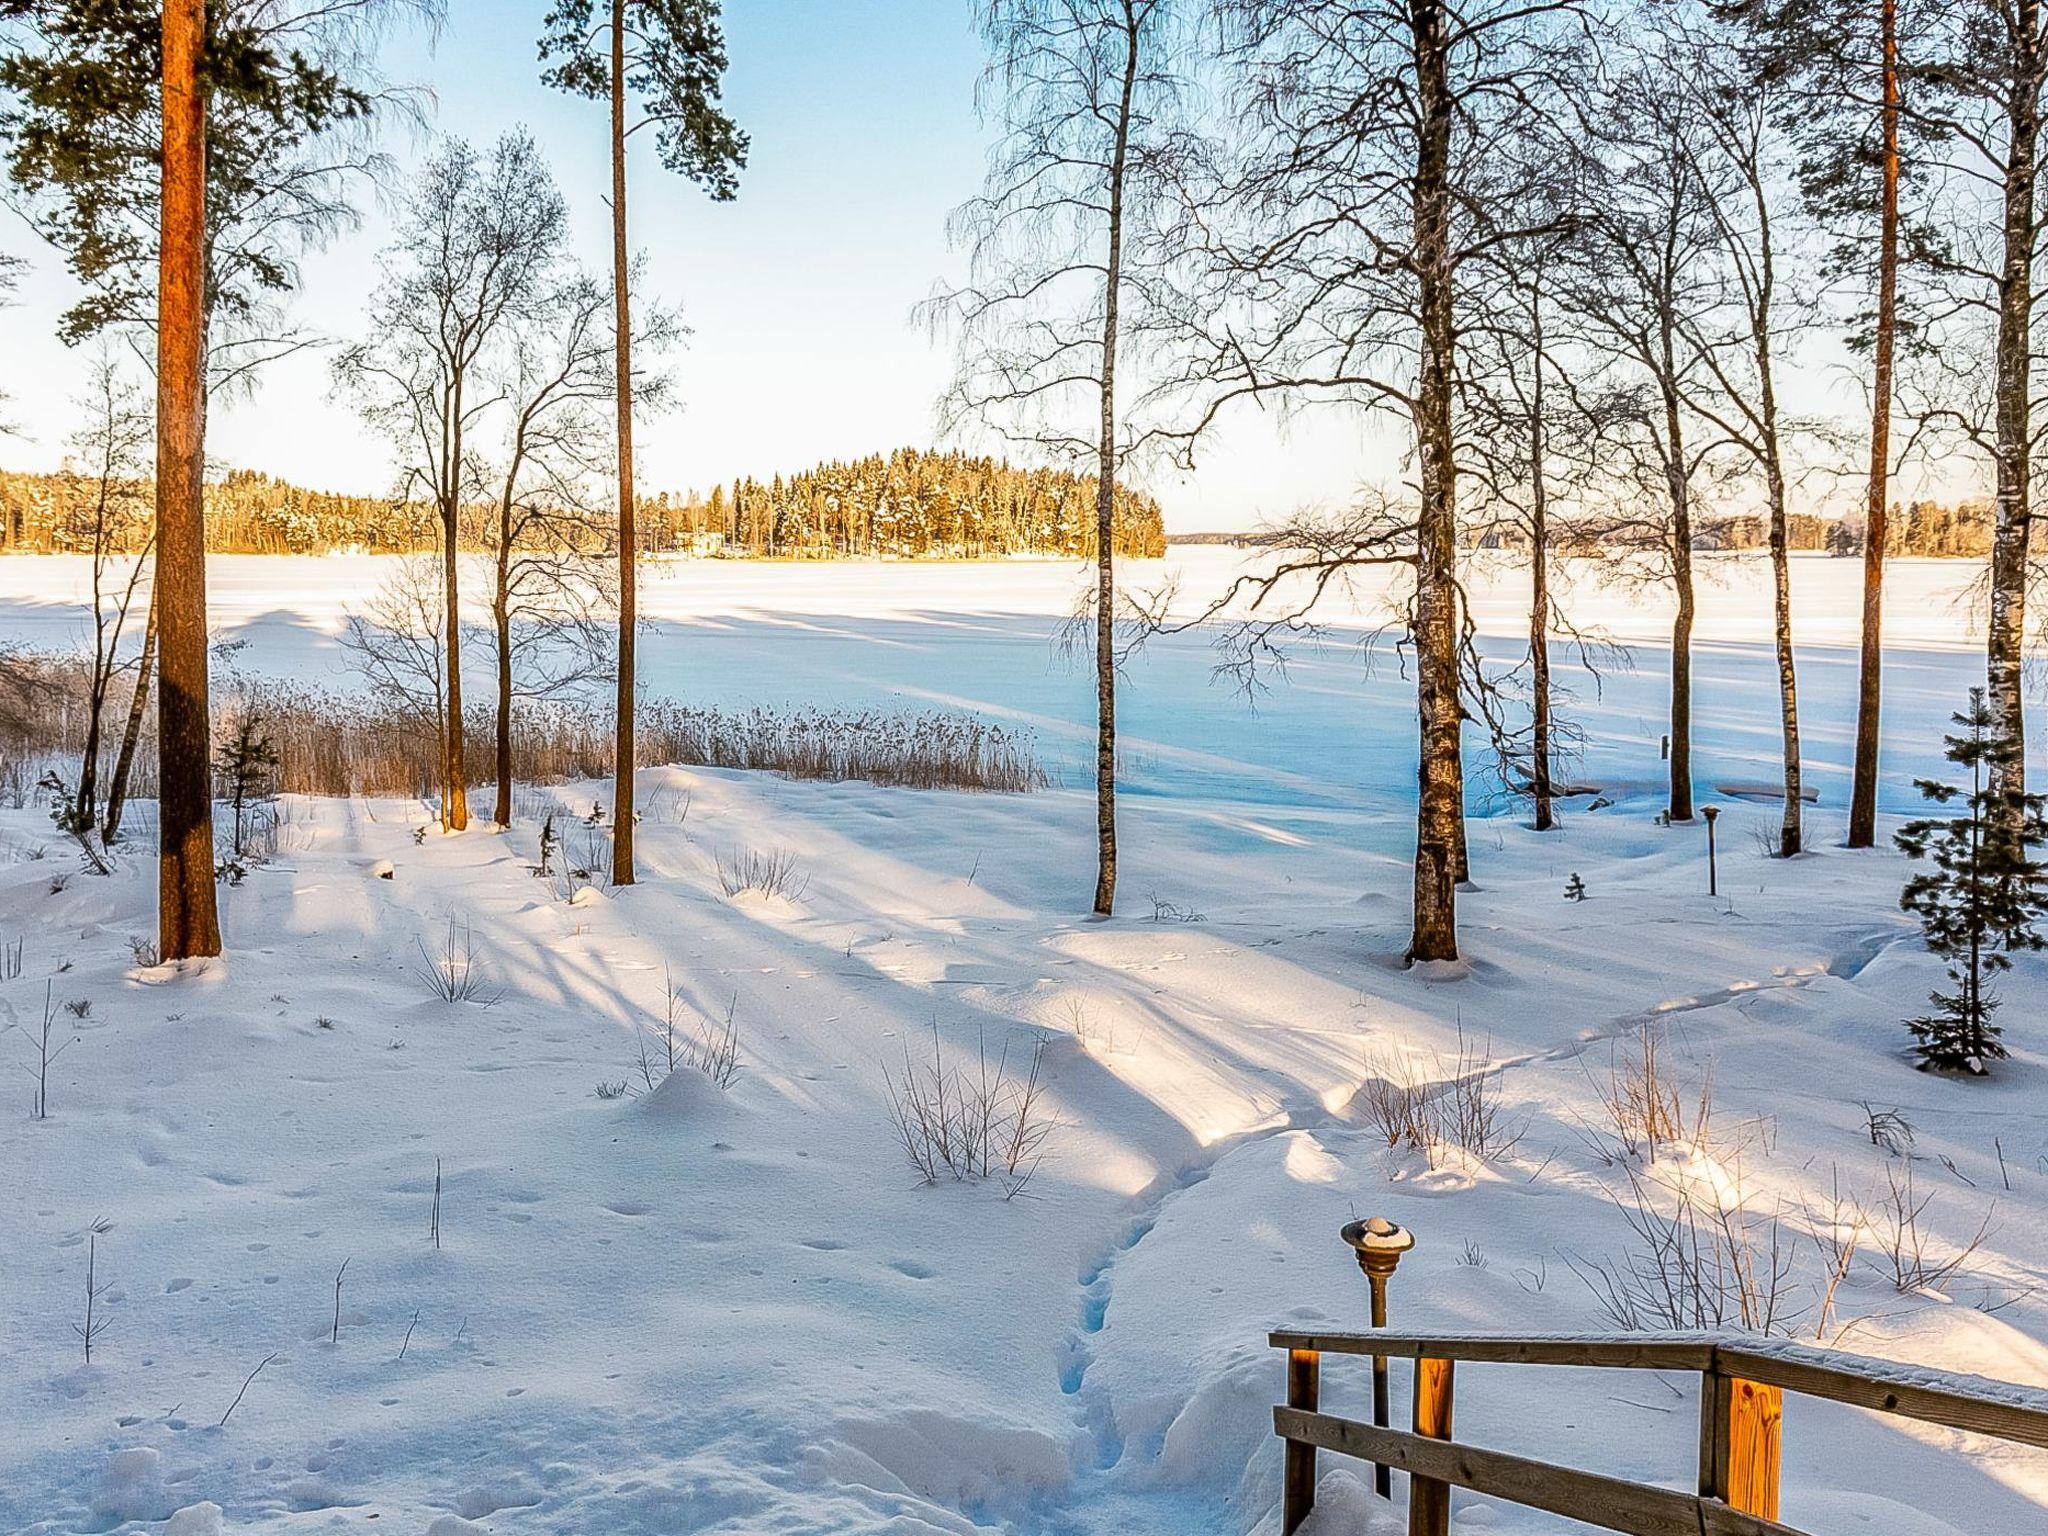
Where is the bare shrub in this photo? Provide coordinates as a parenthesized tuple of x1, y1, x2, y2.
(686, 994, 742, 1089)
(885, 1025, 1058, 1195)
(14, 982, 77, 1120)
(1357, 1030, 1521, 1169)
(1871, 1160, 1995, 1294)
(1, 934, 20, 979)
(413, 918, 500, 1005)
(1569, 1158, 1799, 1336)
(1861, 1102, 1915, 1158)
(717, 847, 809, 901)
(1587, 1020, 1711, 1162)
(74, 1217, 114, 1364)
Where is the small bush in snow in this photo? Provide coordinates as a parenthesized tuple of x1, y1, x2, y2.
(1359, 1030, 1521, 1170)
(14, 981, 77, 1120)
(1584, 1020, 1708, 1164)
(633, 975, 741, 1093)
(594, 1080, 628, 1100)
(1568, 1158, 1798, 1336)
(73, 1217, 114, 1364)
(1870, 1160, 1995, 1295)
(1, 933, 20, 980)
(1563, 873, 1587, 901)
(413, 918, 500, 1005)
(885, 1025, 1056, 1196)
(718, 847, 809, 901)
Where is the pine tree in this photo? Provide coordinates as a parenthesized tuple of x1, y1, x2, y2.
(1894, 688, 2048, 1074)
(213, 704, 279, 864)
(539, 0, 746, 888)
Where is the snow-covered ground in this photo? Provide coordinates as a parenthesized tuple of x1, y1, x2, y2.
(2, 549, 2046, 1535)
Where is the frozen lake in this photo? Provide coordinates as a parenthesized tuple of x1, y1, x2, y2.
(0, 546, 2010, 821)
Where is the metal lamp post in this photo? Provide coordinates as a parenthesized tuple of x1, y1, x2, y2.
(1341, 1216, 1416, 1497)
(1703, 805, 1721, 896)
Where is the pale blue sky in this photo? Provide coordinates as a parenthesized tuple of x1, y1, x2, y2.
(1, 3, 1931, 531)
(2, 0, 1357, 531)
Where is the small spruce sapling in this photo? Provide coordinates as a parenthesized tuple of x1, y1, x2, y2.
(1894, 689, 2048, 1074)
(213, 706, 281, 878)
(1564, 872, 1588, 902)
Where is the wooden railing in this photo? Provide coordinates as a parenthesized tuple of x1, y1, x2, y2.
(1271, 1329, 2048, 1536)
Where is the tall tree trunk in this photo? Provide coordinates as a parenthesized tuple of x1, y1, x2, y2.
(1528, 293, 1553, 833)
(1988, 0, 2041, 834)
(1767, 452, 1802, 855)
(1661, 374, 1695, 824)
(440, 500, 469, 830)
(156, 0, 220, 960)
(1091, 16, 1138, 918)
(1847, 0, 1900, 850)
(1749, 176, 1801, 858)
(494, 534, 514, 828)
(609, 0, 638, 885)
(1410, 0, 1461, 963)
(104, 581, 158, 844)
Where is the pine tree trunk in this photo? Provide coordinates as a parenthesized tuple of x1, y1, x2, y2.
(609, 0, 638, 885)
(103, 581, 157, 843)
(155, 0, 220, 960)
(1989, 1, 2040, 836)
(1847, 0, 1900, 850)
(1409, 0, 1461, 963)
(1091, 18, 1138, 919)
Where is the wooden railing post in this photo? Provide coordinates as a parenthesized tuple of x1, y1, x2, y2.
(1408, 1357, 1454, 1536)
(1699, 1368, 1781, 1521)
(1283, 1346, 1320, 1534)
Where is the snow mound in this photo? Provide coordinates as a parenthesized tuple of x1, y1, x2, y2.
(94, 1446, 172, 1523)
(166, 1503, 225, 1536)
(569, 884, 607, 907)
(829, 1409, 1073, 1512)
(424, 1519, 486, 1536)
(632, 1066, 736, 1122)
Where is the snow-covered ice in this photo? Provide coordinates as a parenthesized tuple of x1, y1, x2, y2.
(1, 549, 2046, 1534)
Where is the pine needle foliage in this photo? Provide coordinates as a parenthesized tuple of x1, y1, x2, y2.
(1894, 688, 2048, 1074)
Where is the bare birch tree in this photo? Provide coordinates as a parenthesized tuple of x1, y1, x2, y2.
(1901, 0, 2048, 837)
(929, 0, 1200, 917)
(335, 130, 566, 833)
(1166, 0, 1586, 962)
(1559, 19, 1730, 826)
(55, 355, 153, 842)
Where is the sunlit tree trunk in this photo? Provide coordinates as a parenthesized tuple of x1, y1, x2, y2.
(440, 478, 469, 831)
(104, 582, 158, 844)
(1410, 0, 1461, 962)
(156, 0, 220, 960)
(1090, 15, 1138, 918)
(1988, 0, 2041, 835)
(1847, 0, 1899, 850)
(609, 0, 638, 884)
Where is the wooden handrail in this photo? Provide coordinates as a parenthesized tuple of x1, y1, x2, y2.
(1271, 1329, 2048, 1536)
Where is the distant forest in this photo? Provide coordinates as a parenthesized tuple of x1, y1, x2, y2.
(1173, 499, 1996, 559)
(0, 447, 1168, 559)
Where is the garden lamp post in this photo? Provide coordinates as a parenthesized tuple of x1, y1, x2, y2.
(1342, 1216, 1416, 1497)
(1703, 805, 1721, 896)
